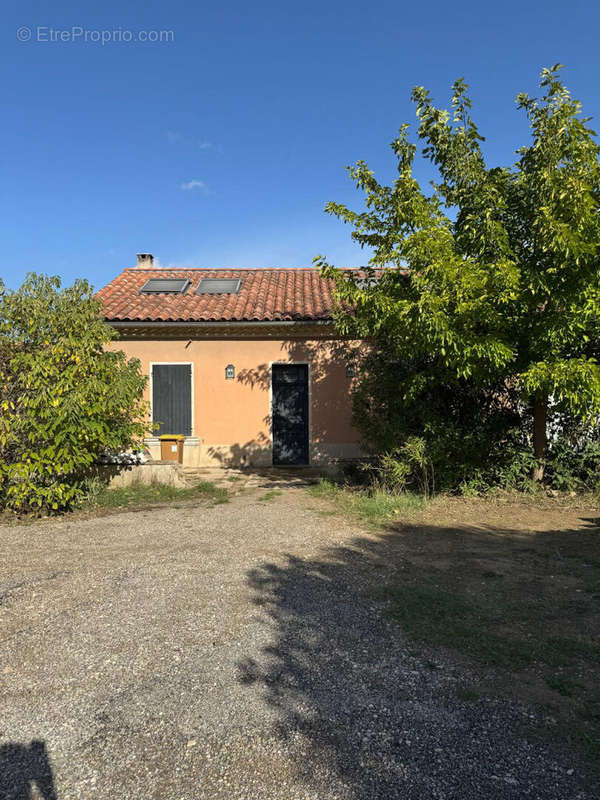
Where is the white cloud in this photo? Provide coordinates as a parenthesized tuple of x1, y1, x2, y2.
(166, 131, 219, 152)
(162, 258, 199, 268)
(180, 179, 208, 192)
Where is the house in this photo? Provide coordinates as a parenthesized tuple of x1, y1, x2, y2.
(97, 254, 362, 467)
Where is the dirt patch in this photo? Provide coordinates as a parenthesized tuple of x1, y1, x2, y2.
(320, 493, 600, 764)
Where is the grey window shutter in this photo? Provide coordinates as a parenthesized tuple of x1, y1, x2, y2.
(152, 364, 192, 436)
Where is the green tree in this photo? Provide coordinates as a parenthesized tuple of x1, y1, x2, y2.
(316, 66, 600, 481)
(0, 274, 148, 512)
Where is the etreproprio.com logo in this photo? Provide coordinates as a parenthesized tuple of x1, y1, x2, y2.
(17, 26, 175, 44)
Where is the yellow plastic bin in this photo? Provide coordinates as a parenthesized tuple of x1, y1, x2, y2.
(159, 435, 185, 464)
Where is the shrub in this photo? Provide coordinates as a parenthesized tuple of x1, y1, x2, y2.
(0, 274, 149, 512)
(367, 438, 434, 498)
(351, 347, 523, 493)
(347, 344, 600, 496)
(545, 425, 600, 492)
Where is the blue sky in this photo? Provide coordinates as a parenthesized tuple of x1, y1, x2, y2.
(2, 0, 598, 290)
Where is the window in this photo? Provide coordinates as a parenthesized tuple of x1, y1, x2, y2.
(196, 278, 242, 295)
(140, 278, 190, 294)
(152, 364, 192, 436)
(355, 276, 379, 289)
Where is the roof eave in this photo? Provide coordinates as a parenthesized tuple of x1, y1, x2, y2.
(106, 318, 340, 340)
(107, 318, 334, 327)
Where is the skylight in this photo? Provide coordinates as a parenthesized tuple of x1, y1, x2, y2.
(355, 276, 380, 289)
(140, 278, 190, 294)
(196, 278, 242, 295)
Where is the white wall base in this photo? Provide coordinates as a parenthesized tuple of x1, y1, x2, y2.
(143, 439, 363, 467)
(97, 462, 187, 488)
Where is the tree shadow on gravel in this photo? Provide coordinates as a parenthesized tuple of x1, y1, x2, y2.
(237, 519, 598, 799)
(0, 740, 57, 800)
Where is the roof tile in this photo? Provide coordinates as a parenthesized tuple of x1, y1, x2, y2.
(97, 267, 341, 322)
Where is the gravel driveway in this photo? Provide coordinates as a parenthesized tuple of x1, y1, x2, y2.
(0, 485, 594, 799)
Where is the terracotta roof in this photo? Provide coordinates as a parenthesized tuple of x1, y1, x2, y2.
(97, 267, 341, 323)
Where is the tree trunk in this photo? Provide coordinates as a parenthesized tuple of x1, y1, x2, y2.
(532, 392, 548, 482)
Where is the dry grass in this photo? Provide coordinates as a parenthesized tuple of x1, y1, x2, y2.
(307, 479, 423, 525)
(83, 479, 229, 510)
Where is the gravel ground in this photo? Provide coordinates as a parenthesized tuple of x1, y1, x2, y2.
(0, 485, 595, 799)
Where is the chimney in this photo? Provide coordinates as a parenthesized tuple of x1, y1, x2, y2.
(137, 253, 154, 268)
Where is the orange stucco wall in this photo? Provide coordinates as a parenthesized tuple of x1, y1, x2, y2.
(108, 337, 362, 466)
